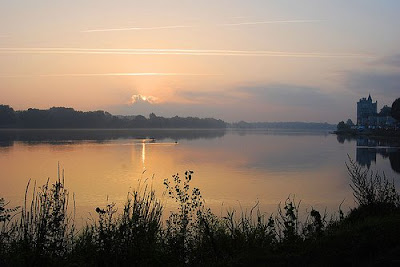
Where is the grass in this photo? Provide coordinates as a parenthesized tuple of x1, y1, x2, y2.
(1, 159, 400, 266)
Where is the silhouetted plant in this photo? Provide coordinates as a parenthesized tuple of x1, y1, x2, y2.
(346, 156, 400, 207)
(163, 171, 205, 263)
(275, 196, 302, 243)
(0, 198, 20, 259)
(7, 166, 75, 265)
(74, 182, 163, 265)
(222, 203, 276, 251)
(2, 161, 400, 266)
(0, 197, 20, 231)
(303, 208, 327, 238)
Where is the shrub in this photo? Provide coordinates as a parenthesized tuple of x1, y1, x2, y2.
(346, 156, 400, 207)
(6, 166, 75, 265)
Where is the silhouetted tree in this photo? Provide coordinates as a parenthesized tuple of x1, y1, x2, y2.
(391, 98, 400, 121)
(337, 121, 350, 131)
(0, 105, 17, 127)
(379, 105, 392, 117)
(346, 119, 355, 127)
(0, 105, 227, 129)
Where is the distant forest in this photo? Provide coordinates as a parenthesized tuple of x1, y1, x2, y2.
(0, 105, 335, 129)
(229, 121, 335, 130)
(0, 105, 226, 129)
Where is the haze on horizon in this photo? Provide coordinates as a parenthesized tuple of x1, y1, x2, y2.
(1, 0, 399, 123)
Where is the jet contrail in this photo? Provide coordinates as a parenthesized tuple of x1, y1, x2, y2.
(0, 48, 374, 58)
(0, 72, 216, 78)
(82, 25, 194, 33)
(82, 19, 320, 32)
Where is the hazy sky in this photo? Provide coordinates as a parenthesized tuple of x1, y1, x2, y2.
(1, 0, 399, 122)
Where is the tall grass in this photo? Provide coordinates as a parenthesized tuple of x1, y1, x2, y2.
(5, 166, 75, 265)
(73, 183, 164, 265)
(346, 156, 400, 208)
(0, 159, 399, 266)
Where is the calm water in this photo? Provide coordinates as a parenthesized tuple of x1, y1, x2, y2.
(1, 129, 399, 223)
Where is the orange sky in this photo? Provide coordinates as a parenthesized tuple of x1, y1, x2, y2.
(1, 1, 399, 122)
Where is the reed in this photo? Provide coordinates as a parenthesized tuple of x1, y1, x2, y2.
(0, 159, 399, 266)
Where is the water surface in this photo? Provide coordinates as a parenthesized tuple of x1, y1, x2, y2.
(1, 129, 399, 223)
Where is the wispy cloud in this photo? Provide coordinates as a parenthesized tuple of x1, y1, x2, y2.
(373, 54, 400, 68)
(82, 25, 193, 33)
(0, 48, 374, 58)
(82, 19, 320, 32)
(0, 72, 214, 78)
(220, 20, 321, 26)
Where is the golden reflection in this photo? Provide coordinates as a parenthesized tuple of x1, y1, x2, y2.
(141, 140, 146, 169)
(0, 133, 377, 227)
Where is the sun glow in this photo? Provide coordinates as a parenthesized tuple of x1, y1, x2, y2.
(131, 94, 159, 104)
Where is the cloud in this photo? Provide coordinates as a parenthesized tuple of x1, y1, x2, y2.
(374, 54, 400, 68)
(167, 84, 337, 109)
(220, 20, 321, 26)
(346, 71, 400, 98)
(82, 19, 320, 32)
(344, 54, 400, 101)
(0, 48, 374, 59)
(0, 72, 213, 78)
(105, 82, 350, 122)
(131, 94, 159, 104)
(236, 84, 336, 108)
(175, 90, 245, 104)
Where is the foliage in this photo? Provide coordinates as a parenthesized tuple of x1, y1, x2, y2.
(379, 105, 392, 116)
(0, 105, 226, 129)
(346, 156, 400, 207)
(391, 97, 400, 121)
(229, 121, 335, 130)
(0, 105, 17, 127)
(337, 121, 351, 131)
(346, 119, 354, 126)
(275, 196, 302, 243)
(73, 183, 164, 266)
(2, 167, 75, 265)
(1, 162, 400, 265)
(0, 198, 20, 259)
(163, 171, 208, 263)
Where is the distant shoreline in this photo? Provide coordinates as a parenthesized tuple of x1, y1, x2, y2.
(334, 129, 400, 139)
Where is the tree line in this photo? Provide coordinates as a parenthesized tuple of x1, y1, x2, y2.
(0, 105, 226, 129)
(229, 121, 335, 130)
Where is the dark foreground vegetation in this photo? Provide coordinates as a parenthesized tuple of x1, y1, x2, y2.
(1, 159, 400, 266)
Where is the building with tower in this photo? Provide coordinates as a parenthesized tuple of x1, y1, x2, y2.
(357, 94, 377, 126)
(356, 94, 395, 127)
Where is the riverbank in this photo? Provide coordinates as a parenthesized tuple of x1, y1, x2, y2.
(334, 128, 400, 139)
(1, 160, 400, 266)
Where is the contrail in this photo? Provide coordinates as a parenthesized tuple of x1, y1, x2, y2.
(82, 25, 193, 33)
(0, 48, 374, 58)
(220, 20, 321, 26)
(82, 19, 320, 32)
(0, 72, 216, 78)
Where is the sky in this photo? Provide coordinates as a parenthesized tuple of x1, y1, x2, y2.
(0, 0, 399, 123)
